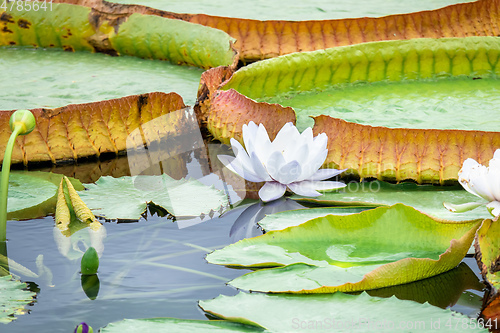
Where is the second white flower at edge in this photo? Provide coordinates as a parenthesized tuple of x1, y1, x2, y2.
(444, 149, 500, 218)
(218, 121, 346, 202)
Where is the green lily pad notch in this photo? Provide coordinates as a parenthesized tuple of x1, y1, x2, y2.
(207, 204, 481, 293)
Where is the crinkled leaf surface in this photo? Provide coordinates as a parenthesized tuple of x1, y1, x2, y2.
(100, 317, 264, 332)
(103, 0, 496, 62)
(207, 204, 480, 293)
(0, 92, 186, 165)
(6, 171, 83, 220)
(0, 2, 237, 68)
(199, 292, 487, 332)
(292, 180, 486, 222)
(222, 37, 500, 130)
(0, 275, 36, 324)
(79, 175, 228, 220)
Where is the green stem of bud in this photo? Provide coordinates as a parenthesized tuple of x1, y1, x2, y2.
(0, 110, 36, 242)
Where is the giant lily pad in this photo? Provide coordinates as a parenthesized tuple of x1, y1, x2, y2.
(292, 180, 487, 222)
(63, 0, 498, 62)
(207, 204, 481, 293)
(100, 318, 264, 332)
(0, 2, 237, 68)
(79, 175, 228, 220)
(204, 37, 500, 184)
(0, 92, 186, 165)
(0, 275, 36, 324)
(200, 292, 487, 332)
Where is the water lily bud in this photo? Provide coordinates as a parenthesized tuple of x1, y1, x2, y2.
(9, 109, 36, 135)
(81, 246, 99, 275)
(74, 322, 93, 333)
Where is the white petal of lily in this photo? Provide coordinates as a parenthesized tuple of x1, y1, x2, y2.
(229, 138, 264, 182)
(486, 201, 500, 217)
(288, 180, 346, 197)
(488, 151, 500, 201)
(458, 158, 490, 200)
(468, 165, 495, 201)
(249, 151, 272, 182)
(272, 122, 299, 153)
(298, 148, 328, 181)
(242, 121, 259, 149)
(308, 168, 348, 181)
(259, 181, 287, 202)
(218, 154, 264, 183)
(283, 141, 309, 168)
(276, 160, 302, 185)
(266, 150, 287, 181)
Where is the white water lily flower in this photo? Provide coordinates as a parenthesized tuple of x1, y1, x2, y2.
(218, 121, 346, 202)
(444, 149, 500, 218)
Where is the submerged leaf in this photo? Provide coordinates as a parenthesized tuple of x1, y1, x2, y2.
(200, 292, 487, 332)
(79, 175, 228, 220)
(207, 204, 481, 293)
(0, 275, 36, 324)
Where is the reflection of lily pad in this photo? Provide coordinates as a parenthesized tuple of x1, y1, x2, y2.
(0, 275, 36, 324)
(200, 292, 487, 332)
(292, 180, 485, 222)
(79, 175, 228, 220)
(101, 318, 264, 332)
(207, 204, 480, 293)
(7, 171, 83, 220)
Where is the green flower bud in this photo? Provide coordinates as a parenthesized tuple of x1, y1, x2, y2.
(74, 322, 93, 333)
(81, 246, 99, 275)
(9, 109, 36, 135)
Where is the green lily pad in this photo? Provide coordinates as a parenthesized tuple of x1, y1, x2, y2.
(292, 180, 485, 222)
(100, 318, 264, 332)
(0, 275, 36, 324)
(207, 204, 480, 293)
(258, 206, 370, 231)
(79, 175, 228, 220)
(6, 171, 83, 220)
(199, 292, 488, 332)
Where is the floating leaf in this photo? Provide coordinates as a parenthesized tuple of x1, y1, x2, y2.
(0, 2, 237, 68)
(200, 292, 488, 332)
(6, 171, 83, 220)
(79, 175, 228, 220)
(208, 37, 500, 183)
(100, 317, 264, 332)
(0, 275, 36, 324)
(207, 204, 480, 293)
(57, 0, 500, 63)
(259, 206, 370, 231)
(292, 180, 487, 222)
(0, 92, 186, 165)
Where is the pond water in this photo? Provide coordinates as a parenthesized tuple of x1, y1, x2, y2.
(0, 158, 488, 331)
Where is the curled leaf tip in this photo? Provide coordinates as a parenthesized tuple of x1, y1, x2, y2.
(9, 109, 36, 135)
